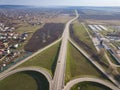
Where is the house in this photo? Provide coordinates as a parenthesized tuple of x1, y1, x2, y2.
(0, 42, 4, 48)
(14, 44, 19, 48)
(3, 42, 8, 48)
(0, 50, 4, 55)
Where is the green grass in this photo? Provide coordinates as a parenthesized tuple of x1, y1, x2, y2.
(72, 21, 96, 53)
(18, 41, 61, 75)
(0, 71, 49, 90)
(65, 42, 106, 83)
(117, 68, 120, 73)
(0, 72, 37, 90)
(15, 23, 42, 34)
(15, 23, 43, 50)
(71, 82, 111, 90)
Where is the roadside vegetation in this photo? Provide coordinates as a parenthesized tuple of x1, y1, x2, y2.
(65, 42, 107, 83)
(71, 81, 111, 90)
(118, 68, 120, 73)
(70, 21, 109, 70)
(70, 21, 96, 53)
(0, 71, 49, 90)
(18, 41, 61, 75)
(106, 51, 119, 65)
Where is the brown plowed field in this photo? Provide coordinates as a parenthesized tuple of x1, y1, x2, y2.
(24, 23, 64, 52)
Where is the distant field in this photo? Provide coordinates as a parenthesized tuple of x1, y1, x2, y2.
(84, 19, 120, 26)
(15, 23, 42, 34)
(65, 42, 107, 83)
(78, 9, 120, 20)
(18, 41, 60, 75)
(0, 71, 49, 90)
(78, 9, 120, 25)
(71, 81, 111, 90)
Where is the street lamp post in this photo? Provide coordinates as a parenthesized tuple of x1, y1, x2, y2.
(78, 86, 80, 90)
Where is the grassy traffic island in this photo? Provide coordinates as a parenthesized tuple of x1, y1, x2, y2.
(0, 71, 49, 90)
(18, 41, 61, 75)
(71, 81, 111, 90)
(65, 42, 108, 83)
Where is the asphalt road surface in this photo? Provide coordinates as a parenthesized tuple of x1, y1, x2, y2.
(52, 10, 79, 90)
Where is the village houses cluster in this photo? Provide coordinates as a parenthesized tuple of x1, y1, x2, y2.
(0, 22, 28, 70)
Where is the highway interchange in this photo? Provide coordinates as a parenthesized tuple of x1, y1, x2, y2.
(0, 10, 120, 90)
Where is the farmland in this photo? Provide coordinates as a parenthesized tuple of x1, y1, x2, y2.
(78, 7, 120, 25)
(24, 23, 64, 52)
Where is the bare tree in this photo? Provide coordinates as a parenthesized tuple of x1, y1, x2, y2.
(98, 48, 105, 59)
(107, 65, 118, 75)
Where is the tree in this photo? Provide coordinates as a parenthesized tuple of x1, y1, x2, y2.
(97, 48, 105, 59)
(107, 65, 118, 75)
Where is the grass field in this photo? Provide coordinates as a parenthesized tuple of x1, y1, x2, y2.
(18, 41, 61, 75)
(72, 21, 96, 53)
(70, 21, 109, 69)
(14, 23, 43, 51)
(15, 23, 42, 34)
(71, 81, 111, 90)
(0, 71, 49, 90)
(0, 72, 37, 90)
(65, 42, 106, 83)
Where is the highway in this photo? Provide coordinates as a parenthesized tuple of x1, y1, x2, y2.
(64, 77, 119, 90)
(52, 10, 79, 90)
(69, 38, 120, 88)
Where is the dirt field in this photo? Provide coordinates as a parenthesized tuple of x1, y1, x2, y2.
(24, 23, 64, 52)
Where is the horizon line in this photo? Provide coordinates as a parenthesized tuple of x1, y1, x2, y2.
(0, 4, 120, 7)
